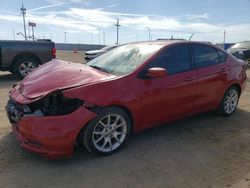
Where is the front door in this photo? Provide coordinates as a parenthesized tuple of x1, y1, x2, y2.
(138, 43, 197, 129)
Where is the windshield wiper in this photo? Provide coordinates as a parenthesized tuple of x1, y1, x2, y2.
(89, 65, 111, 73)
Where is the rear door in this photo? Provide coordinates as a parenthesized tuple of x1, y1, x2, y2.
(138, 43, 197, 129)
(191, 43, 230, 112)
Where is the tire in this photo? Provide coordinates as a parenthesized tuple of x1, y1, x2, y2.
(82, 107, 131, 156)
(13, 57, 39, 79)
(216, 86, 240, 116)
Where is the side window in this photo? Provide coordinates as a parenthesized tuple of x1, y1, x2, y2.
(148, 44, 191, 75)
(217, 50, 227, 63)
(192, 44, 220, 68)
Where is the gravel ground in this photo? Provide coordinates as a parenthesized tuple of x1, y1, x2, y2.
(0, 52, 250, 188)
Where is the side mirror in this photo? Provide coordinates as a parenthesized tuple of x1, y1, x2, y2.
(146, 67, 167, 78)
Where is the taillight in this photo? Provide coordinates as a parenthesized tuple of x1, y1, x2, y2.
(52, 47, 56, 58)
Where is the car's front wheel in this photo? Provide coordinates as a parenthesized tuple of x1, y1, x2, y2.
(217, 86, 240, 116)
(82, 107, 131, 156)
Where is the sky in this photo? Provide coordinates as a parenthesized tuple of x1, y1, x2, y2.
(0, 0, 250, 45)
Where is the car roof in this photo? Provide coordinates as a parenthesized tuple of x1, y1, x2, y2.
(125, 40, 214, 47)
(129, 40, 186, 45)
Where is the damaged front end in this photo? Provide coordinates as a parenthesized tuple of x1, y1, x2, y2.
(27, 92, 83, 117)
(7, 92, 83, 123)
(6, 91, 97, 158)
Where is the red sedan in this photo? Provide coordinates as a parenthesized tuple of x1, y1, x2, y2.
(6, 40, 247, 158)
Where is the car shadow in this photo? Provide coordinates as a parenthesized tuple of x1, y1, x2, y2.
(0, 109, 249, 163)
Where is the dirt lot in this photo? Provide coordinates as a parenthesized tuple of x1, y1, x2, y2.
(0, 51, 250, 188)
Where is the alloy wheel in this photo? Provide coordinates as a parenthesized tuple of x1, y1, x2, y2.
(224, 89, 239, 114)
(92, 114, 127, 152)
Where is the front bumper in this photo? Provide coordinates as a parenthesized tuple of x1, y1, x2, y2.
(6, 101, 96, 159)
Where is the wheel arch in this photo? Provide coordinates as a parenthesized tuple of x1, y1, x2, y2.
(228, 83, 242, 96)
(216, 82, 242, 111)
(74, 104, 134, 149)
(109, 104, 134, 133)
(11, 52, 41, 71)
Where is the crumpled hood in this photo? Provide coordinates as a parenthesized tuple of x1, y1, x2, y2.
(15, 59, 116, 99)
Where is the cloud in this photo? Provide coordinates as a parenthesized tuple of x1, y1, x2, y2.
(44, 0, 85, 4)
(186, 13, 210, 20)
(0, 31, 5, 38)
(0, 14, 22, 23)
(107, 3, 119, 8)
(28, 3, 65, 12)
(121, 16, 181, 31)
(0, 6, 249, 42)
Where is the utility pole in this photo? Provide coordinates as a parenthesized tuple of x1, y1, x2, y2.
(20, 4, 27, 40)
(115, 18, 121, 44)
(223, 30, 226, 49)
(13, 28, 15, 40)
(146, 27, 151, 40)
(98, 28, 101, 45)
(103, 30, 105, 45)
(32, 26, 35, 40)
(64, 31, 67, 43)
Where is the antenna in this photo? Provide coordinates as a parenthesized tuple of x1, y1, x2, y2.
(189, 33, 195, 41)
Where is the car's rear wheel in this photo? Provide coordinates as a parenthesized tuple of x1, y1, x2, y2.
(217, 86, 239, 116)
(13, 57, 39, 79)
(82, 107, 131, 156)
